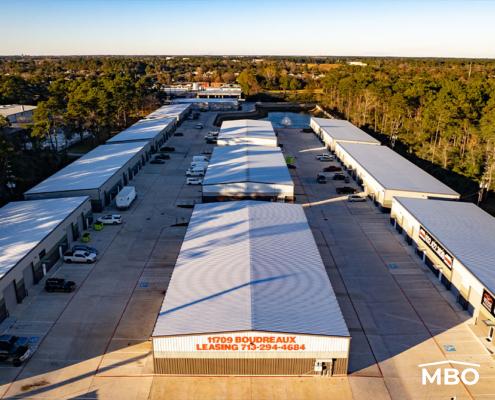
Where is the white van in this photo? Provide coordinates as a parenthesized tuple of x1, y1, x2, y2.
(192, 155, 209, 162)
(116, 186, 137, 210)
(190, 161, 208, 169)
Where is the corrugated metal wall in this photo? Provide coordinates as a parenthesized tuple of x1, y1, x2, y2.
(154, 357, 348, 376)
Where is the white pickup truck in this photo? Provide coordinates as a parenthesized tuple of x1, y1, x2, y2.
(63, 250, 97, 264)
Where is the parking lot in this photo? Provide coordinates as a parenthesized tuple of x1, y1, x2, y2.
(1, 119, 495, 400)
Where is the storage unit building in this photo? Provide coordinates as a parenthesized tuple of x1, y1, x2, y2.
(171, 98, 239, 111)
(310, 117, 380, 150)
(202, 145, 294, 202)
(145, 104, 192, 122)
(334, 143, 460, 208)
(24, 142, 149, 211)
(152, 201, 350, 376)
(0, 197, 92, 322)
(217, 119, 277, 147)
(390, 197, 495, 340)
(106, 117, 176, 151)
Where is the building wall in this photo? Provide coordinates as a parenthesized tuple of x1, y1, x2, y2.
(153, 331, 349, 376)
(0, 198, 92, 321)
(202, 183, 294, 202)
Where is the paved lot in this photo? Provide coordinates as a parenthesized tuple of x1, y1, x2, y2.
(1, 121, 495, 399)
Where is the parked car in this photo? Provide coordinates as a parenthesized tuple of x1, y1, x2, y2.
(205, 138, 217, 144)
(63, 250, 97, 263)
(186, 177, 203, 185)
(287, 164, 297, 169)
(45, 278, 76, 293)
(72, 245, 98, 255)
(194, 123, 204, 129)
(336, 186, 357, 194)
(348, 194, 367, 202)
(193, 155, 209, 162)
(186, 169, 205, 177)
(323, 165, 342, 172)
(174, 132, 184, 137)
(316, 154, 334, 161)
(150, 159, 165, 164)
(302, 127, 314, 133)
(332, 173, 346, 181)
(344, 176, 351, 183)
(116, 186, 136, 210)
(97, 214, 122, 225)
(201, 150, 212, 155)
(0, 335, 32, 367)
(317, 174, 327, 184)
(207, 131, 219, 137)
(160, 146, 175, 152)
(155, 153, 170, 160)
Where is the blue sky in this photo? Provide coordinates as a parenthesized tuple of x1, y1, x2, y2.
(1, 0, 494, 57)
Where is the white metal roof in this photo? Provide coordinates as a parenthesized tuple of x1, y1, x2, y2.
(338, 143, 460, 196)
(106, 117, 175, 143)
(153, 201, 349, 337)
(145, 104, 191, 120)
(171, 98, 239, 104)
(203, 145, 292, 186)
(218, 119, 276, 143)
(0, 104, 37, 118)
(0, 197, 89, 279)
(394, 197, 495, 295)
(25, 142, 147, 194)
(319, 119, 380, 145)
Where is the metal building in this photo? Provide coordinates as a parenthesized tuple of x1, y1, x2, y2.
(334, 143, 460, 208)
(24, 142, 149, 211)
(171, 98, 239, 111)
(152, 201, 350, 376)
(217, 119, 277, 147)
(106, 117, 176, 151)
(390, 197, 495, 340)
(0, 197, 92, 322)
(145, 104, 192, 122)
(310, 117, 380, 150)
(202, 145, 294, 202)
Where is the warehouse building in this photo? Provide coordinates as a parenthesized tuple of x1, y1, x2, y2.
(172, 98, 239, 111)
(106, 117, 176, 151)
(309, 117, 380, 150)
(390, 197, 495, 341)
(217, 119, 277, 147)
(0, 197, 92, 322)
(334, 143, 460, 208)
(145, 103, 191, 122)
(202, 145, 294, 202)
(24, 142, 149, 211)
(152, 201, 350, 376)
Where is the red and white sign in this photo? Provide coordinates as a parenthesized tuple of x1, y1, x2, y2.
(419, 226, 453, 269)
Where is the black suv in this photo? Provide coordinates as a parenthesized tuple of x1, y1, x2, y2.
(0, 335, 31, 367)
(45, 278, 76, 293)
(332, 173, 346, 180)
(336, 186, 357, 194)
(160, 146, 175, 152)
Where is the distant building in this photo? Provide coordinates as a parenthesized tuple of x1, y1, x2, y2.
(347, 61, 367, 67)
(0, 105, 37, 125)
